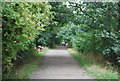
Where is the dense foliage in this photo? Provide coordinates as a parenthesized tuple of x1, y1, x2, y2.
(2, 1, 120, 75)
(2, 2, 53, 72)
(35, 2, 75, 47)
(57, 2, 120, 66)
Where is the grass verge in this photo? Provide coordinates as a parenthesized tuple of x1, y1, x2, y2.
(3, 47, 49, 80)
(68, 48, 118, 80)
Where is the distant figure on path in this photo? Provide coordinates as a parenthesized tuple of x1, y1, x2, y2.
(61, 41, 66, 46)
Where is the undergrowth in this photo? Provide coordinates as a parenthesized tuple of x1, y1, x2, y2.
(68, 48, 118, 80)
(2, 47, 49, 80)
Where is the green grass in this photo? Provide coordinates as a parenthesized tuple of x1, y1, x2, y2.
(68, 48, 118, 80)
(3, 47, 49, 80)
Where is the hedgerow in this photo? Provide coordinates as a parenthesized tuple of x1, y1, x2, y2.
(2, 2, 53, 72)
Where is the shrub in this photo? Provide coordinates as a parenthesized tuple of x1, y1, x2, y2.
(2, 2, 53, 72)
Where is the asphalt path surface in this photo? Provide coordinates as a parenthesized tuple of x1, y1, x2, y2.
(30, 46, 95, 79)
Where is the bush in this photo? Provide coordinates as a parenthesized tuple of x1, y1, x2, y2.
(2, 2, 53, 72)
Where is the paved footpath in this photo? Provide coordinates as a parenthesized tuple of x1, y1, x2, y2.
(30, 46, 95, 79)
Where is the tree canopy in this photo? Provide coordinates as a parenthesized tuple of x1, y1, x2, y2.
(2, 1, 120, 73)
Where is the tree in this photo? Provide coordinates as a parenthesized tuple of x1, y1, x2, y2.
(36, 2, 75, 47)
(2, 2, 53, 72)
(57, 2, 120, 66)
